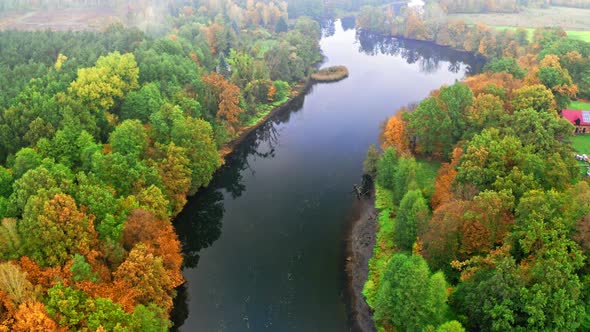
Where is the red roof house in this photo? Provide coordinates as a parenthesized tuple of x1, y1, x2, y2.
(562, 109, 590, 134)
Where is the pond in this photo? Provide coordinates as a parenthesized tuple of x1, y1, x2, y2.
(172, 19, 484, 332)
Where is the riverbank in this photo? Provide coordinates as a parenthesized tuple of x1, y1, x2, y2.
(218, 79, 313, 160)
(346, 194, 377, 332)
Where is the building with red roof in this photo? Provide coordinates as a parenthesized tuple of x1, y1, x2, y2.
(562, 109, 590, 134)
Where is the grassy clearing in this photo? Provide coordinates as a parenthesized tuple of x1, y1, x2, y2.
(565, 30, 590, 43)
(252, 39, 278, 59)
(572, 135, 590, 154)
(243, 95, 290, 127)
(491, 25, 590, 42)
(572, 135, 590, 176)
(569, 100, 590, 110)
(363, 159, 440, 308)
(448, 6, 590, 31)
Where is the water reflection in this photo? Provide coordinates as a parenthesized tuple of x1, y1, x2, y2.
(172, 19, 482, 330)
(174, 117, 291, 268)
(170, 92, 308, 329)
(341, 16, 356, 31)
(321, 18, 336, 38)
(356, 30, 485, 75)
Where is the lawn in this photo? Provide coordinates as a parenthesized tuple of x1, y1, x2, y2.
(569, 100, 590, 110)
(572, 135, 590, 154)
(566, 30, 590, 43)
(492, 26, 590, 42)
(449, 6, 590, 31)
(572, 135, 590, 176)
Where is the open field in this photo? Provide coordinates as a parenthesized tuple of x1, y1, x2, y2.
(566, 30, 590, 43)
(0, 8, 120, 31)
(494, 26, 590, 43)
(573, 135, 590, 154)
(569, 100, 590, 110)
(449, 6, 590, 31)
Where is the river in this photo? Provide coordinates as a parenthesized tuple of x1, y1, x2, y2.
(172, 18, 484, 332)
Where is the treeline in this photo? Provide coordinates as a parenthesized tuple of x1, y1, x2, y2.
(439, 0, 520, 13)
(436, 0, 559, 13)
(283, 0, 396, 19)
(356, 3, 590, 100)
(0, 2, 321, 330)
(364, 19, 590, 332)
(550, 0, 590, 8)
(357, 3, 531, 59)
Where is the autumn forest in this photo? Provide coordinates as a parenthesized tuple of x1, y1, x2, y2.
(1, 0, 590, 331)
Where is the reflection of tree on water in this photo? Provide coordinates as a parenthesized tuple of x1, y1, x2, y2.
(321, 19, 336, 38)
(170, 90, 308, 330)
(174, 90, 307, 269)
(170, 284, 189, 331)
(356, 30, 485, 75)
(341, 16, 356, 31)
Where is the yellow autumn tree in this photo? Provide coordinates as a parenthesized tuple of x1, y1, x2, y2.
(69, 52, 139, 111)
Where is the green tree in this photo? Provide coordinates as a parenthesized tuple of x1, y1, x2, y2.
(483, 57, 525, 78)
(120, 82, 164, 122)
(20, 193, 97, 267)
(86, 297, 131, 331)
(376, 147, 398, 190)
(170, 117, 221, 194)
(511, 84, 555, 113)
(395, 189, 429, 251)
(12, 147, 42, 179)
(275, 16, 288, 33)
(451, 255, 524, 332)
(374, 253, 448, 331)
(130, 304, 171, 332)
(0, 166, 14, 197)
(70, 254, 98, 282)
(45, 283, 88, 327)
(109, 119, 148, 157)
(363, 144, 380, 177)
(514, 190, 586, 330)
(437, 321, 466, 332)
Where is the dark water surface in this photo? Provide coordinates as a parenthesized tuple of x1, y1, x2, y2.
(172, 20, 483, 332)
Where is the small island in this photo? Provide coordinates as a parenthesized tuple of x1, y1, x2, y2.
(311, 65, 349, 82)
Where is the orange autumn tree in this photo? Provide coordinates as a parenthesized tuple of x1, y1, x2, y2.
(431, 147, 462, 209)
(460, 190, 515, 255)
(114, 243, 175, 312)
(202, 72, 244, 136)
(421, 199, 469, 275)
(381, 112, 410, 156)
(201, 23, 225, 54)
(11, 301, 58, 332)
(267, 84, 276, 102)
(122, 209, 184, 289)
